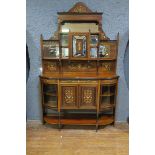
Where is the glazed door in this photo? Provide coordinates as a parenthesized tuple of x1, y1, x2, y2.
(61, 85, 78, 109)
(79, 85, 97, 109)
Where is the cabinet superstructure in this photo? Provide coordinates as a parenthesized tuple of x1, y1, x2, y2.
(40, 2, 119, 130)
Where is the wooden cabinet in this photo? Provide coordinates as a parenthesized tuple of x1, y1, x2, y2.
(40, 2, 119, 130)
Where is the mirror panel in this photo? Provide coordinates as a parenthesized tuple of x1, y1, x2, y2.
(90, 35, 98, 46)
(72, 35, 87, 57)
(62, 48, 69, 58)
(99, 44, 110, 58)
(61, 34, 69, 46)
(61, 23, 98, 33)
(43, 41, 59, 58)
(90, 47, 97, 58)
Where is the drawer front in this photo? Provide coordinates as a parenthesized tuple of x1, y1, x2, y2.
(60, 80, 98, 84)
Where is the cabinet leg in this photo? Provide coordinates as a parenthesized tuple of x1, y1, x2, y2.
(96, 112, 99, 132)
(58, 112, 61, 131)
(42, 116, 45, 125)
(96, 124, 98, 132)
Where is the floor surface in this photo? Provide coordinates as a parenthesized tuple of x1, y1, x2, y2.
(27, 123, 128, 155)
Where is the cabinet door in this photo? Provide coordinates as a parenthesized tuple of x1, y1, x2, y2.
(79, 85, 97, 109)
(61, 85, 78, 109)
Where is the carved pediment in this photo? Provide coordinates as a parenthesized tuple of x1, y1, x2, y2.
(68, 2, 92, 13)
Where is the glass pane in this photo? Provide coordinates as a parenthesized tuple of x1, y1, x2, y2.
(61, 34, 68, 46)
(73, 35, 86, 57)
(99, 44, 110, 58)
(90, 47, 97, 58)
(90, 35, 98, 46)
(62, 48, 69, 58)
(43, 41, 59, 58)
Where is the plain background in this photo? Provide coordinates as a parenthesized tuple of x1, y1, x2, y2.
(0, 0, 155, 155)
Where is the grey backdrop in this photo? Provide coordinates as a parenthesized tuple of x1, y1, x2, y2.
(26, 0, 129, 122)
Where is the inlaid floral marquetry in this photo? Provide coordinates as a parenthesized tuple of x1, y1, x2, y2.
(69, 2, 92, 13)
(62, 86, 77, 107)
(67, 62, 96, 72)
(102, 63, 112, 71)
(44, 62, 57, 72)
(81, 87, 96, 106)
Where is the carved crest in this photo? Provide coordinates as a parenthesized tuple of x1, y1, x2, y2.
(68, 2, 92, 13)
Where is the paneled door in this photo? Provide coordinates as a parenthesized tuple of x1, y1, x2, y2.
(79, 85, 98, 109)
(61, 85, 78, 109)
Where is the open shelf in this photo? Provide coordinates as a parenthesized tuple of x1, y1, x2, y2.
(44, 114, 114, 125)
(42, 57, 60, 60)
(100, 103, 114, 109)
(44, 102, 57, 109)
(100, 92, 115, 96)
(43, 92, 57, 96)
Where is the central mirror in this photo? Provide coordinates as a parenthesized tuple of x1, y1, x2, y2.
(72, 35, 87, 57)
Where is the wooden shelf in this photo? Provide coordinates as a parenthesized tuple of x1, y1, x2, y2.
(43, 92, 57, 96)
(42, 57, 116, 61)
(42, 57, 60, 60)
(43, 39, 59, 42)
(100, 103, 114, 109)
(44, 114, 114, 125)
(44, 102, 57, 109)
(100, 92, 115, 96)
(60, 46, 68, 48)
(100, 40, 117, 42)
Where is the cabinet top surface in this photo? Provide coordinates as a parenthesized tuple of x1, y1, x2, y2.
(40, 74, 119, 80)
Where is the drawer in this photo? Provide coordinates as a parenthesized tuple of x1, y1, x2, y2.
(42, 79, 58, 84)
(60, 80, 79, 84)
(101, 79, 117, 84)
(78, 80, 98, 84)
(60, 80, 98, 84)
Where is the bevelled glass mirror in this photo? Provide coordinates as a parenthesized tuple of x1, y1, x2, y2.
(61, 22, 99, 33)
(90, 47, 97, 58)
(61, 34, 68, 46)
(72, 35, 87, 57)
(99, 44, 110, 58)
(43, 41, 59, 58)
(90, 35, 98, 46)
(62, 48, 69, 58)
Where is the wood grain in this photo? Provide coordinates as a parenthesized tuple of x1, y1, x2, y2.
(27, 123, 128, 155)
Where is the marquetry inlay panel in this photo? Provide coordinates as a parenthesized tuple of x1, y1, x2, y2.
(62, 86, 77, 107)
(69, 2, 92, 13)
(63, 62, 96, 72)
(80, 87, 96, 106)
(102, 63, 112, 71)
(43, 61, 58, 73)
